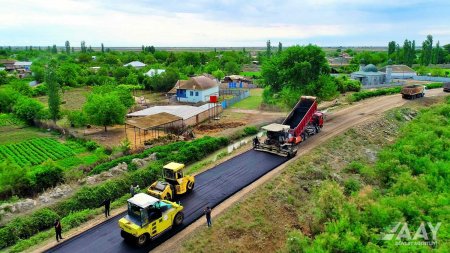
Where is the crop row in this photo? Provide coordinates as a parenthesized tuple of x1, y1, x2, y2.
(0, 138, 76, 167)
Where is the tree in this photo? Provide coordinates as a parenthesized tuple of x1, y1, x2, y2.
(278, 42, 283, 54)
(46, 60, 60, 122)
(0, 70, 7, 85)
(31, 64, 45, 83)
(0, 160, 28, 196)
(52, 45, 57, 54)
(224, 61, 240, 74)
(83, 93, 127, 132)
(266, 40, 272, 58)
(421, 35, 433, 66)
(65, 40, 70, 54)
(101, 43, 105, 53)
(81, 40, 87, 53)
(262, 44, 330, 92)
(388, 41, 396, 56)
(212, 69, 225, 80)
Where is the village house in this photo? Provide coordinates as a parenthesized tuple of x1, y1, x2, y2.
(221, 75, 254, 89)
(169, 76, 219, 103)
(379, 64, 417, 79)
(350, 64, 390, 86)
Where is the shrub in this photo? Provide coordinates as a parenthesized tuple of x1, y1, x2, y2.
(31, 83, 47, 96)
(30, 208, 60, 231)
(0, 88, 21, 113)
(67, 110, 87, 127)
(344, 178, 361, 195)
(85, 140, 99, 151)
(243, 126, 258, 136)
(29, 160, 64, 191)
(13, 96, 44, 124)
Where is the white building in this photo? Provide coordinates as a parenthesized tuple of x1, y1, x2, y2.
(13, 61, 32, 71)
(171, 76, 219, 103)
(379, 65, 417, 79)
(145, 69, 165, 77)
(124, 61, 146, 69)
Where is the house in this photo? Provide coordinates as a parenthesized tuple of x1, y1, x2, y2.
(221, 75, 254, 89)
(172, 76, 219, 103)
(145, 69, 165, 77)
(0, 60, 16, 71)
(350, 64, 387, 86)
(124, 61, 146, 69)
(379, 65, 417, 79)
(14, 61, 32, 71)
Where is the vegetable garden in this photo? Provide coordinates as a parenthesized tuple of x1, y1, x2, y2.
(0, 138, 80, 167)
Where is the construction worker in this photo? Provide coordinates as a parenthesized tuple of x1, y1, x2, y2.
(204, 206, 212, 227)
(103, 198, 111, 218)
(253, 136, 259, 147)
(54, 219, 63, 242)
(130, 184, 135, 197)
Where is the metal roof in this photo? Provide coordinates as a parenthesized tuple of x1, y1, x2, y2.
(163, 162, 185, 172)
(127, 104, 216, 120)
(351, 71, 385, 76)
(125, 112, 182, 129)
(14, 61, 32, 66)
(128, 193, 159, 208)
(124, 61, 146, 67)
(262, 123, 290, 132)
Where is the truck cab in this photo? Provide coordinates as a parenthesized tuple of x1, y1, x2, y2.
(119, 193, 184, 246)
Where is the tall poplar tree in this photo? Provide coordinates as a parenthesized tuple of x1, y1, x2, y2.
(46, 60, 60, 123)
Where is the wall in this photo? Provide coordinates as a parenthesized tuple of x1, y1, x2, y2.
(183, 105, 223, 126)
(413, 76, 450, 82)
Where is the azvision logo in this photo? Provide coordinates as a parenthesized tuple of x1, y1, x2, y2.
(381, 222, 442, 246)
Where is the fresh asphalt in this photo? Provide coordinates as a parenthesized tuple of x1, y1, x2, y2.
(47, 150, 288, 253)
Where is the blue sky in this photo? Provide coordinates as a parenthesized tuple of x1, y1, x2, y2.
(1, 0, 449, 47)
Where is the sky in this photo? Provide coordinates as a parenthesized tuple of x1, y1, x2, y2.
(1, 0, 450, 47)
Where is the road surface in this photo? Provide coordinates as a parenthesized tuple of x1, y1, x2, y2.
(46, 89, 447, 253)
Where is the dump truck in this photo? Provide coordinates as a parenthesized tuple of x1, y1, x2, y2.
(254, 96, 323, 157)
(119, 193, 184, 246)
(147, 162, 195, 201)
(444, 82, 450, 92)
(401, 84, 425, 99)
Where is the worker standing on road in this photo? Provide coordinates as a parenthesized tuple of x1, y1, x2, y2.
(103, 198, 111, 218)
(130, 184, 135, 197)
(54, 219, 63, 242)
(253, 136, 259, 147)
(204, 206, 212, 227)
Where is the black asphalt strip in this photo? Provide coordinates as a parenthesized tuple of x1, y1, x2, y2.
(47, 150, 288, 253)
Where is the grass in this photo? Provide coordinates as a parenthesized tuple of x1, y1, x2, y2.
(230, 88, 263, 110)
(35, 87, 92, 110)
(240, 71, 261, 78)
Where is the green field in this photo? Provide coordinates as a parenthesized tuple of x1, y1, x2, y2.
(230, 88, 263, 110)
(35, 87, 92, 111)
(0, 138, 82, 167)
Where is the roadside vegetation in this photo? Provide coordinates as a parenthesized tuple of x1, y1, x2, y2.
(179, 96, 450, 253)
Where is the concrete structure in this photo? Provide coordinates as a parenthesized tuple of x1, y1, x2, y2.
(379, 65, 417, 79)
(172, 76, 219, 103)
(145, 69, 165, 77)
(351, 64, 386, 86)
(124, 61, 146, 69)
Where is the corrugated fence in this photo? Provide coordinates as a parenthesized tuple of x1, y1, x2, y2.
(220, 89, 250, 109)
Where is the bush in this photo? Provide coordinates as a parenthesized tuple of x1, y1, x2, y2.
(29, 160, 64, 191)
(0, 88, 21, 113)
(344, 178, 361, 195)
(85, 140, 99, 151)
(349, 87, 402, 102)
(13, 96, 44, 124)
(67, 110, 87, 127)
(31, 83, 47, 96)
(243, 126, 258, 136)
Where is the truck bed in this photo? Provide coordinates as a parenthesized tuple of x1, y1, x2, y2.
(283, 98, 314, 129)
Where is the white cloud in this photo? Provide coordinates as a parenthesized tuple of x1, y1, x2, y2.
(0, 0, 449, 46)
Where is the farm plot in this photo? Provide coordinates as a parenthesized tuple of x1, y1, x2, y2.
(0, 138, 81, 167)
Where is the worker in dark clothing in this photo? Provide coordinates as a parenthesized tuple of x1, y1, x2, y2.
(130, 184, 135, 197)
(253, 136, 259, 148)
(204, 206, 212, 227)
(103, 198, 111, 217)
(54, 219, 63, 242)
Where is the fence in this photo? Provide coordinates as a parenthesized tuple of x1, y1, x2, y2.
(220, 89, 250, 109)
(413, 76, 450, 82)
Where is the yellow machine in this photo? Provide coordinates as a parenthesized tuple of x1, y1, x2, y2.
(147, 162, 195, 200)
(119, 193, 184, 246)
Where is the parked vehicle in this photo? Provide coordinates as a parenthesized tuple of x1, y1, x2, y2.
(401, 84, 425, 99)
(119, 193, 184, 246)
(254, 96, 323, 157)
(443, 82, 450, 92)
